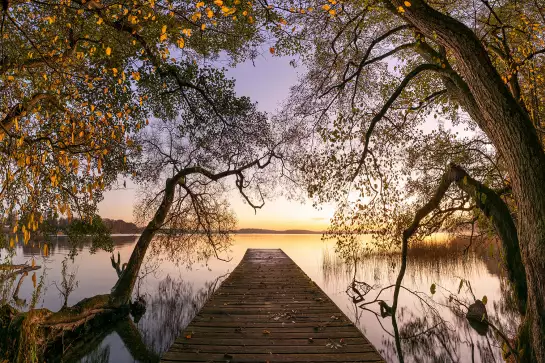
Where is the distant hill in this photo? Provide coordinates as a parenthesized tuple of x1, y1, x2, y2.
(102, 219, 143, 234)
(235, 228, 324, 234)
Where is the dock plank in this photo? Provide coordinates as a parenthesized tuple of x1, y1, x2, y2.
(161, 248, 385, 362)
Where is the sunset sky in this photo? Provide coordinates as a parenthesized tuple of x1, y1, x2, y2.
(98, 53, 335, 231)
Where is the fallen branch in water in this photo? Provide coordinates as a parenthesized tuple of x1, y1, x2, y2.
(0, 264, 41, 282)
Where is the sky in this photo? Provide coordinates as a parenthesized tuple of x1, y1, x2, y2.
(98, 52, 336, 231)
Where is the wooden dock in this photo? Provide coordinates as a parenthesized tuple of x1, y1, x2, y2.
(161, 249, 385, 362)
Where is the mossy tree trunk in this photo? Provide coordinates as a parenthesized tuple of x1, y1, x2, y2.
(389, 1, 545, 360)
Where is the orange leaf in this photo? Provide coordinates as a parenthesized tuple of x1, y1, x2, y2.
(269, 47, 275, 54)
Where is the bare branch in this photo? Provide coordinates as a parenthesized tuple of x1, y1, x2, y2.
(352, 63, 444, 180)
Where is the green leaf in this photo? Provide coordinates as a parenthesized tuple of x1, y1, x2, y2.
(430, 283, 436, 295)
(482, 295, 488, 305)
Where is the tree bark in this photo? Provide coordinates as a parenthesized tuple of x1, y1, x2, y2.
(389, 1, 545, 360)
(109, 175, 179, 306)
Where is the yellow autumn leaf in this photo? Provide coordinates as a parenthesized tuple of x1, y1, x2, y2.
(182, 28, 192, 37)
(32, 272, 37, 288)
(398, 6, 405, 13)
(196, 1, 205, 8)
(97, 17, 103, 25)
(106, 47, 112, 56)
(207, 8, 214, 18)
(221, 6, 235, 15)
(192, 12, 202, 21)
(7, 75, 14, 81)
(404, 1, 411, 6)
(201, 23, 206, 30)
(322, 4, 330, 11)
(177, 38, 185, 48)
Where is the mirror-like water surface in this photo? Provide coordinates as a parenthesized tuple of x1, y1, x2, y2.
(2, 234, 515, 362)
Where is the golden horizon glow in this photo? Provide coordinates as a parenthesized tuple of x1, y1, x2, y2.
(98, 187, 334, 232)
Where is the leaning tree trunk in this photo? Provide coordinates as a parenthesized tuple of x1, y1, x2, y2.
(391, 1, 545, 360)
(109, 175, 180, 306)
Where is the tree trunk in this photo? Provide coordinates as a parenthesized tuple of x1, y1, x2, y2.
(109, 176, 179, 306)
(391, 1, 545, 360)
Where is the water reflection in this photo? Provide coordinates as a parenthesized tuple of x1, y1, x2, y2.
(320, 241, 520, 363)
(137, 273, 227, 356)
(1, 234, 517, 362)
(44, 274, 224, 363)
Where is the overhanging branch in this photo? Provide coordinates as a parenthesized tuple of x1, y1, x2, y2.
(351, 63, 444, 180)
(400, 163, 527, 312)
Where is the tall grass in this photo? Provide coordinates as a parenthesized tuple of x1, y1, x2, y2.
(321, 235, 504, 284)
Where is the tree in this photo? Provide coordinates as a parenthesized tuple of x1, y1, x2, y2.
(0, 0, 268, 247)
(261, 0, 545, 360)
(109, 70, 298, 305)
(0, 0, 298, 360)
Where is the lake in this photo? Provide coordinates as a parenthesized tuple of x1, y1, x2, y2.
(2, 234, 516, 362)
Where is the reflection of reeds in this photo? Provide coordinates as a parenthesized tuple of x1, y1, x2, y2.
(322, 236, 504, 285)
(321, 236, 513, 363)
(321, 247, 346, 275)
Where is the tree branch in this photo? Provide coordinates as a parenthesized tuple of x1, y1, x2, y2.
(351, 63, 444, 180)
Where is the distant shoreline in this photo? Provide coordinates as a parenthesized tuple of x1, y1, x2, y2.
(234, 228, 324, 235)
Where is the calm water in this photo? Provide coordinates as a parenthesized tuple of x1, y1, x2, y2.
(2, 234, 515, 362)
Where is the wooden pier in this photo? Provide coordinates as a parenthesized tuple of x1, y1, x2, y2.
(161, 249, 385, 362)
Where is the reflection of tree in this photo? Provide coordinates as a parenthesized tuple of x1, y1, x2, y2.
(19, 235, 137, 258)
(49, 274, 226, 362)
(323, 247, 520, 363)
(137, 273, 227, 355)
(46, 316, 160, 363)
(78, 346, 110, 363)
